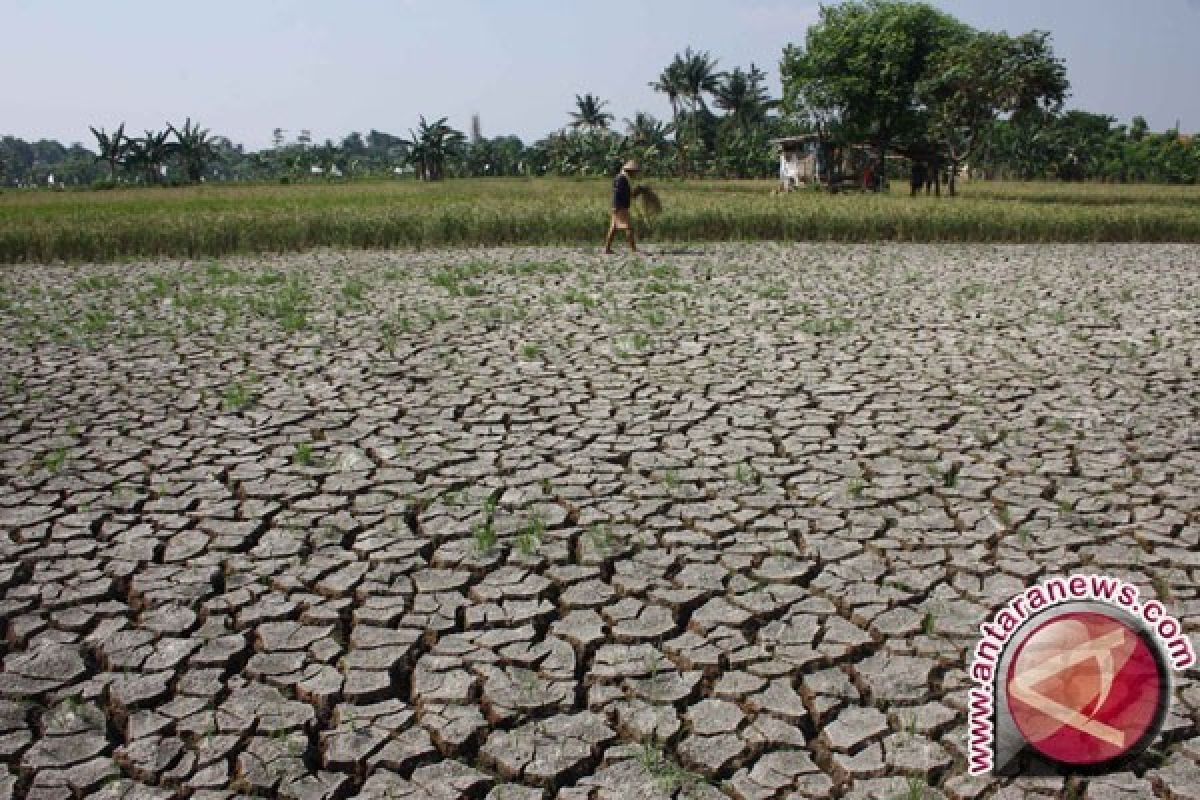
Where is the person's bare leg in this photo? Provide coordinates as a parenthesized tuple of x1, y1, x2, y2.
(627, 228, 638, 254)
(604, 221, 616, 254)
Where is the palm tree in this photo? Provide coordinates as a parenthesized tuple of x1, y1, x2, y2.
(569, 94, 614, 131)
(89, 123, 128, 181)
(407, 116, 465, 181)
(678, 48, 721, 175)
(168, 118, 218, 183)
(650, 59, 686, 174)
(653, 48, 720, 176)
(713, 64, 776, 131)
(127, 129, 175, 184)
(678, 47, 722, 116)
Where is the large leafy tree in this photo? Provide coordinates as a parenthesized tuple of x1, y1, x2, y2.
(89, 123, 129, 181)
(920, 30, 1068, 193)
(569, 94, 614, 131)
(781, 1, 971, 168)
(169, 118, 219, 183)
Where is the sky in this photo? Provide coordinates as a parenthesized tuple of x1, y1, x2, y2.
(4, 0, 1199, 151)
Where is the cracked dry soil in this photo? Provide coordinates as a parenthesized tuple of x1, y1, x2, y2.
(0, 243, 1198, 800)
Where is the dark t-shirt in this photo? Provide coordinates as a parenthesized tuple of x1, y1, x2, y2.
(612, 173, 631, 209)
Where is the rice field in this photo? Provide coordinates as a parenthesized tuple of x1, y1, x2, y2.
(1, 178, 1199, 263)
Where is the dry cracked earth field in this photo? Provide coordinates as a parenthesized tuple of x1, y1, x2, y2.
(0, 243, 1198, 800)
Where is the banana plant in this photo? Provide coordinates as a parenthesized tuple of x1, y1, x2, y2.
(406, 116, 465, 181)
(169, 118, 218, 183)
(127, 129, 175, 184)
(89, 123, 129, 181)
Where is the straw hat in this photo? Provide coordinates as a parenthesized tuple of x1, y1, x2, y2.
(622, 160, 640, 173)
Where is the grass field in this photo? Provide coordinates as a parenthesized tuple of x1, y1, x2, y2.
(2, 178, 1199, 263)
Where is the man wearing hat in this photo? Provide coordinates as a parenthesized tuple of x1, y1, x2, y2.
(604, 160, 641, 254)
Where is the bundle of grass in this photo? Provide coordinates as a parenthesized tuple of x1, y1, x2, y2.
(635, 186, 663, 217)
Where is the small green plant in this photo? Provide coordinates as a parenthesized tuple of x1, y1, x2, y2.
(472, 522, 497, 555)
(520, 343, 542, 360)
(903, 774, 930, 800)
(562, 287, 597, 308)
(848, 478, 866, 499)
(515, 514, 545, 557)
(921, 610, 937, 636)
(293, 443, 315, 466)
(205, 261, 245, 287)
(76, 274, 121, 292)
(472, 495, 500, 555)
(641, 307, 667, 327)
(43, 447, 67, 474)
(222, 380, 256, 412)
(341, 278, 367, 307)
(247, 278, 310, 332)
(663, 469, 679, 490)
(147, 274, 172, 297)
(80, 307, 114, 335)
(380, 315, 411, 353)
(586, 524, 614, 555)
(735, 463, 760, 485)
(635, 741, 707, 795)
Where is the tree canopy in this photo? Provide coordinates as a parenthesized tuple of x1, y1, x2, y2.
(781, 0, 1072, 192)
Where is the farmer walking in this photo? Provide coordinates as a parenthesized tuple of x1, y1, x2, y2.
(604, 160, 641, 254)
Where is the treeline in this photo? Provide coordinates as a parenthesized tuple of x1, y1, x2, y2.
(976, 112, 1199, 184)
(2, 0, 1197, 189)
(0, 47, 784, 189)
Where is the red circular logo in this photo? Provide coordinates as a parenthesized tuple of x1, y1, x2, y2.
(1006, 610, 1165, 766)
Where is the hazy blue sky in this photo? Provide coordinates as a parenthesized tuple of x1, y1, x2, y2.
(5, 0, 1198, 150)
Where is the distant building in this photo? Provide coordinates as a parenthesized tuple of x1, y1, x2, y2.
(773, 136, 823, 190)
(772, 136, 877, 191)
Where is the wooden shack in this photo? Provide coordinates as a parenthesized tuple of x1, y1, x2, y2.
(772, 135, 878, 192)
(773, 135, 823, 190)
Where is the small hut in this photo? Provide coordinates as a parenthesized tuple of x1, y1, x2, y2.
(772, 135, 878, 192)
(772, 135, 823, 190)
